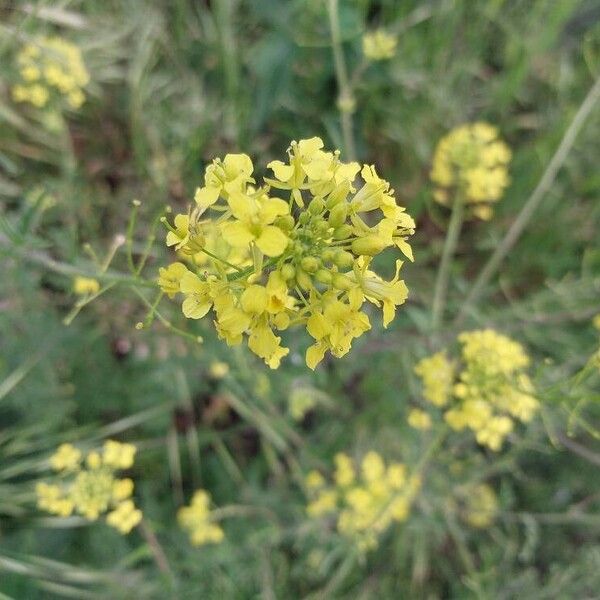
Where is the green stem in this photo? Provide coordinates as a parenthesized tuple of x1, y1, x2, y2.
(327, 0, 357, 161)
(457, 74, 600, 325)
(431, 194, 464, 334)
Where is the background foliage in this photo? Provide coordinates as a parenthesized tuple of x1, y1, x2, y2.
(1, 0, 599, 598)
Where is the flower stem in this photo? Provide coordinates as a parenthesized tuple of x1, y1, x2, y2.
(431, 194, 464, 334)
(327, 0, 357, 161)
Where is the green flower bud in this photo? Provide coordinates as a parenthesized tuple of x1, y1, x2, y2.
(296, 268, 313, 291)
(298, 212, 311, 225)
(315, 220, 330, 235)
(322, 249, 335, 263)
(333, 224, 353, 240)
(333, 250, 354, 268)
(351, 236, 386, 256)
(300, 256, 320, 273)
(328, 203, 348, 228)
(332, 273, 353, 290)
(280, 263, 295, 280)
(308, 197, 325, 215)
(314, 269, 333, 284)
(275, 215, 295, 231)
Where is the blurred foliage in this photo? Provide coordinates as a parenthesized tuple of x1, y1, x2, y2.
(1, 0, 599, 598)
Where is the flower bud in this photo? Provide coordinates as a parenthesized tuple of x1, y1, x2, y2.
(298, 212, 311, 225)
(333, 250, 354, 268)
(333, 224, 352, 240)
(332, 273, 353, 290)
(273, 312, 290, 330)
(275, 215, 295, 231)
(296, 268, 313, 291)
(351, 235, 386, 256)
(300, 256, 320, 273)
(328, 203, 348, 228)
(308, 197, 325, 215)
(314, 269, 333, 284)
(280, 263, 295, 281)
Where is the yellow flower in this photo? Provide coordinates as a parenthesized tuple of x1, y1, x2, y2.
(178, 489, 224, 546)
(221, 191, 290, 257)
(362, 30, 397, 61)
(157, 262, 189, 298)
(306, 451, 417, 550)
(431, 123, 511, 219)
(37, 441, 141, 534)
(13, 36, 89, 110)
(414, 351, 454, 407)
(407, 408, 432, 431)
(103, 440, 136, 469)
(50, 443, 82, 471)
(160, 138, 415, 369)
(106, 500, 142, 534)
(593, 314, 600, 331)
(73, 276, 100, 295)
(417, 329, 538, 451)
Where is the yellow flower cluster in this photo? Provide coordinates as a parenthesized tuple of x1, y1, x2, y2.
(362, 30, 397, 61)
(462, 483, 498, 528)
(36, 441, 141, 534)
(415, 330, 539, 451)
(305, 451, 421, 550)
(430, 123, 511, 220)
(73, 276, 100, 295)
(178, 490, 224, 546)
(12, 36, 89, 109)
(159, 137, 415, 369)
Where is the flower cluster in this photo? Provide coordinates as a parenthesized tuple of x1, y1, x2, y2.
(159, 137, 415, 369)
(305, 451, 421, 551)
(362, 30, 397, 61)
(178, 489, 224, 546)
(36, 441, 141, 534)
(12, 36, 89, 110)
(415, 330, 539, 451)
(73, 276, 100, 295)
(430, 123, 511, 220)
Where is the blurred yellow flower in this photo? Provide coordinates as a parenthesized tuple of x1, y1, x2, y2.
(407, 408, 432, 430)
(362, 30, 397, 61)
(463, 484, 498, 528)
(305, 451, 419, 550)
(73, 276, 100, 295)
(13, 36, 89, 110)
(37, 441, 141, 534)
(178, 490, 224, 546)
(431, 123, 511, 219)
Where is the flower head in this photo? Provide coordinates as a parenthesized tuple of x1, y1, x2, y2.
(160, 138, 415, 369)
(415, 330, 539, 451)
(362, 30, 397, 61)
(37, 440, 141, 534)
(13, 36, 89, 110)
(305, 451, 419, 551)
(431, 123, 511, 219)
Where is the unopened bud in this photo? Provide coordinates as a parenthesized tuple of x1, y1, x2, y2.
(315, 269, 333, 284)
(333, 250, 354, 269)
(332, 273, 353, 290)
(300, 256, 320, 273)
(280, 263, 295, 280)
(328, 203, 348, 228)
(333, 224, 352, 240)
(308, 197, 325, 215)
(351, 236, 386, 256)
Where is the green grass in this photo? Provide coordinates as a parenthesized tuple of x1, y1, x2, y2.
(1, 0, 600, 598)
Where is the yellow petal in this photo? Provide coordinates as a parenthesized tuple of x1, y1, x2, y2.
(182, 297, 212, 319)
(255, 226, 288, 257)
(268, 160, 295, 182)
(221, 221, 255, 247)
